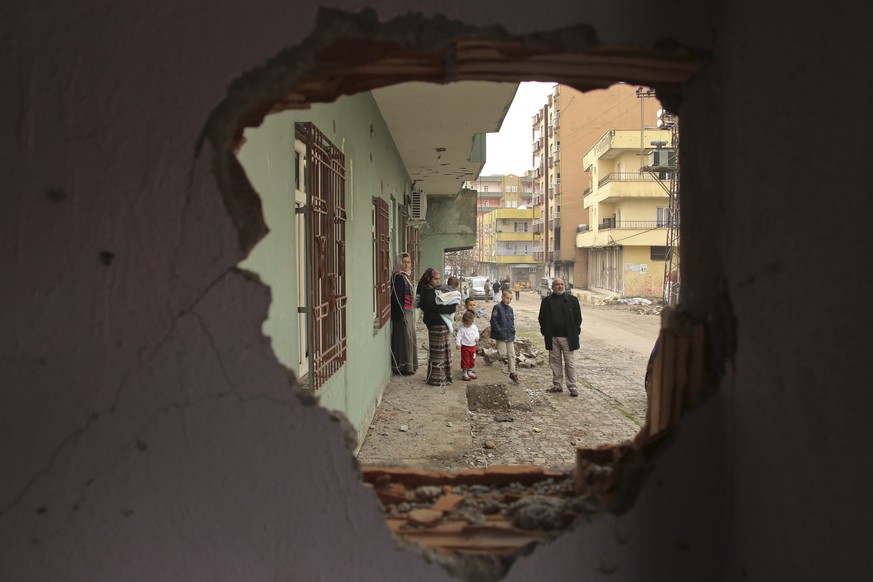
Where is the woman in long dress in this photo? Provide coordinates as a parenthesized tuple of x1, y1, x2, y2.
(417, 268, 457, 385)
(390, 253, 417, 375)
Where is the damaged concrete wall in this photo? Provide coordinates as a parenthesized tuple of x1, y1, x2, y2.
(420, 190, 478, 273)
(1, 1, 869, 581)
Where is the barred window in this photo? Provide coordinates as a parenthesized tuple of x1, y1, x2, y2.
(374, 198, 391, 328)
(296, 122, 347, 392)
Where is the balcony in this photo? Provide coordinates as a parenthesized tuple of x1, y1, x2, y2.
(532, 218, 543, 234)
(547, 250, 560, 262)
(532, 195, 543, 206)
(548, 184, 561, 198)
(597, 172, 660, 188)
(577, 221, 670, 249)
(533, 251, 545, 262)
(476, 190, 503, 198)
(495, 231, 533, 242)
(533, 138, 543, 152)
(598, 220, 667, 230)
(548, 216, 561, 230)
(594, 173, 667, 202)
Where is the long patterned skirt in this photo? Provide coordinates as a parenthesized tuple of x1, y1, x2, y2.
(426, 324, 453, 385)
(391, 309, 418, 374)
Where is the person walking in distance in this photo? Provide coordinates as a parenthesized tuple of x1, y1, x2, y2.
(537, 278, 582, 396)
(491, 289, 520, 384)
(513, 280, 521, 301)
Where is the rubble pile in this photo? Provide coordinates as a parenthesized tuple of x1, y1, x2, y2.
(478, 327, 547, 369)
(362, 465, 605, 557)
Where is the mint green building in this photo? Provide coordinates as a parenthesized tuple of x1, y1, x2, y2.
(237, 83, 517, 445)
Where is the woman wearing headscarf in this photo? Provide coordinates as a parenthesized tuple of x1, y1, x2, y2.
(390, 253, 417, 375)
(417, 268, 457, 385)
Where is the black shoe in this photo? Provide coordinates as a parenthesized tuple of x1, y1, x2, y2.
(509, 373, 520, 384)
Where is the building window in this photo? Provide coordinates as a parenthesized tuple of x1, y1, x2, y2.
(651, 246, 669, 261)
(483, 185, 489, 192)
(373, 198, 391, 328)
(296, 122, 347, 392)
(657, 207, 668, 227)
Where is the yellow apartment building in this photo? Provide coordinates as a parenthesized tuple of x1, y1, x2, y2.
(530, 83, 662, 288)
(479, 207, 540, 287)
(577, 128, 674, 297)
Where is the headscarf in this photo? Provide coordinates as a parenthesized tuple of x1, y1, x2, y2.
(416, 268, 439, 295)
(394, 253, 411, 277)
(394, 254, 412, 289)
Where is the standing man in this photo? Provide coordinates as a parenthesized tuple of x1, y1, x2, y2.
(537, 278, 583, 396)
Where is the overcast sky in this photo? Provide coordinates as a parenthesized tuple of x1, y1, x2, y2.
(479, 81, 556, 176)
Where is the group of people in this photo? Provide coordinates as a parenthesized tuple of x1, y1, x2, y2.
(391, 256, 581, 394)
(484, 277, 524, 301)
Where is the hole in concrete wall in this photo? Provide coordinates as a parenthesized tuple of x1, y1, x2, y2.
(203, 7, 708, 581)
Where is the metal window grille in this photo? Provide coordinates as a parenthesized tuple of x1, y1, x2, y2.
(376, 198, 391, 327)
(405, 207, 421, 282)
(297, 122, 347, 392)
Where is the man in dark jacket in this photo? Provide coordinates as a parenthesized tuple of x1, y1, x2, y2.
(537, 278, 583, 396)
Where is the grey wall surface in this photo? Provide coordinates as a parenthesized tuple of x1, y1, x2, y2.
(1, 1, 869, 580)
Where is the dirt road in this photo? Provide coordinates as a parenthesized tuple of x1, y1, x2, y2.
(356, 290, 661, 471)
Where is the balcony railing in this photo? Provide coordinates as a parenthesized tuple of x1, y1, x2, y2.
(583, 186, 591, 196)
(533, 251, 545, 262)
(597, 172, 659, 188)
(598, 220, 668, 230)
(547, 250, 560, 262)
(548, 216, 561, 229)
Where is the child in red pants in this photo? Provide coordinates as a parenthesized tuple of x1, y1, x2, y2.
(455, 310, 480, 380)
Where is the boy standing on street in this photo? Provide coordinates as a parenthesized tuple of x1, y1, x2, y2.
(456, 310, 480, 381)
(490, 290, 520, 384)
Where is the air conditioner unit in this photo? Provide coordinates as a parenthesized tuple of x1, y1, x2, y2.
(648, 148, 677, 168)
(410, 191, 427, 221)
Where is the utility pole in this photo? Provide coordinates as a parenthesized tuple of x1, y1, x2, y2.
(661, 113, 680, 306)
(637, 87, 680, 306)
